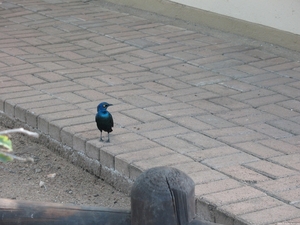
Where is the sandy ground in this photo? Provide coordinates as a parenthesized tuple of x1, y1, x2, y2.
(0, 118, 131, 210)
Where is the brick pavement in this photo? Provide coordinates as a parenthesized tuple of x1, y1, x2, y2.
(0, 0, 300, 224)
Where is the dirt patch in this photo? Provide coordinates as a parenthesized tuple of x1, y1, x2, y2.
(0, 117, 131, 210)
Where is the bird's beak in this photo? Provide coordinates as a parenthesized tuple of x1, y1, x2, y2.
(108, 104, 113, 107)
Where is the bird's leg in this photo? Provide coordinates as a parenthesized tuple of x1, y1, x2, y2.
(107, 132, 110, 142)
(100, 131, 103, 142)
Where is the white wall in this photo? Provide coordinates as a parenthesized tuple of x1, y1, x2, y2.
(170, 0, 300, 35)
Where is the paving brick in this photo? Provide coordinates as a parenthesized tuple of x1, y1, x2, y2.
(124, 71, 165, 84)
(172, 161, 210, 174)
(195, 114, 236, 128)
(203, 84, 240, 96)
(270, 84, 300, 98)
(73, 130, 99, 152)
(218, 131, 269, 144)
(220, 80, 258, 92)
(100, 139, 160, 168)
(219, 165, 271, 183)
(187, 146, 240, 161)
(127, 119, 175, 133)
(195, 179, 242, 196)
(239, 204, 300, 225)
(112, 112, 141, 127)
(277, 99, 300, 113)
(189, 99, 230, 114)
(278, 135, 300, 148)
(34, 71, 67, 82)
(85, 139, 104, 160)
(141, 93, 177, 105)
(203, 126, 255, 139)
(171, 116, 214, 131)
(201, 152, 259, 169)
(120, 95, 157, 108)
(110, 132, 144, 145)
(115, 146, 174, 177)
(219, 196, 283, 216)
(231, 111, 280, 125)
(14, 74, 47, 85)
(202, 186, 266, 206)
(61, 122, 97, 147)
(234, 142, 284, 159)
(267, 119, 300, 135)
(155, 136, 199, 153)
(38, 108, 90, 134)
(259, 139, 300, 154)
(178, 132, 224, 149)
(247, 123, 293, 139)
(49, 116, 95, 142)
(275, 188, 300, 204)
(141, 126, 189, 139)
(5, 94, 54, 118)
(255, 175, 300, 194)
(126, 107, 165, 122)
(209, 97, 250, 110)
(270, 154, 300, 172)
(132, 153, 193, 171)
(244, 160, 298, 179)
(189, 170, 228, 185)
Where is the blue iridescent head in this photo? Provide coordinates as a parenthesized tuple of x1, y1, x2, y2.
(97, 102, 113, 112)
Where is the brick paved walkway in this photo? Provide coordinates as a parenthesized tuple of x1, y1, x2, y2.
(1, 0, 300, 224)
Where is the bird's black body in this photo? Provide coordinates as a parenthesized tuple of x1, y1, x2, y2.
(95, 102, 113, 142)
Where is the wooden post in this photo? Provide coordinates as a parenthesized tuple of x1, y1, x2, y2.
(131, 166, 195, 225)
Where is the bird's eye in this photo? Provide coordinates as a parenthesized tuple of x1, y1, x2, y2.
(103, 105, 106, 108)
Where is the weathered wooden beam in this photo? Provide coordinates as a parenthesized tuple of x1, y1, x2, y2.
(0, 167, 222, 225)
(0, 198, 130, 225)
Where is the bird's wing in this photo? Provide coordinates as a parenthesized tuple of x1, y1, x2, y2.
(109, 113, 114, 127)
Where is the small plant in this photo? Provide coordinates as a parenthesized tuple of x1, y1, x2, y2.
(0, 128, 39, 163)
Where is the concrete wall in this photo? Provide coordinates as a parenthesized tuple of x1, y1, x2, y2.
(170, 0, 300, 35)
(103, 0, 300, 51)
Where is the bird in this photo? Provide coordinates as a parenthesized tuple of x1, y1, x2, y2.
(95, 102, 114, 142)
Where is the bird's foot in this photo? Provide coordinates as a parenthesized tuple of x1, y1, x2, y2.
(106, 139, 110, 143)
(99, 138, 104, 142)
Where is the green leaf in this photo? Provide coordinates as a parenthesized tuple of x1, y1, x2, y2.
(0, 135, 13, 152)
(0, 152, 13, 162)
